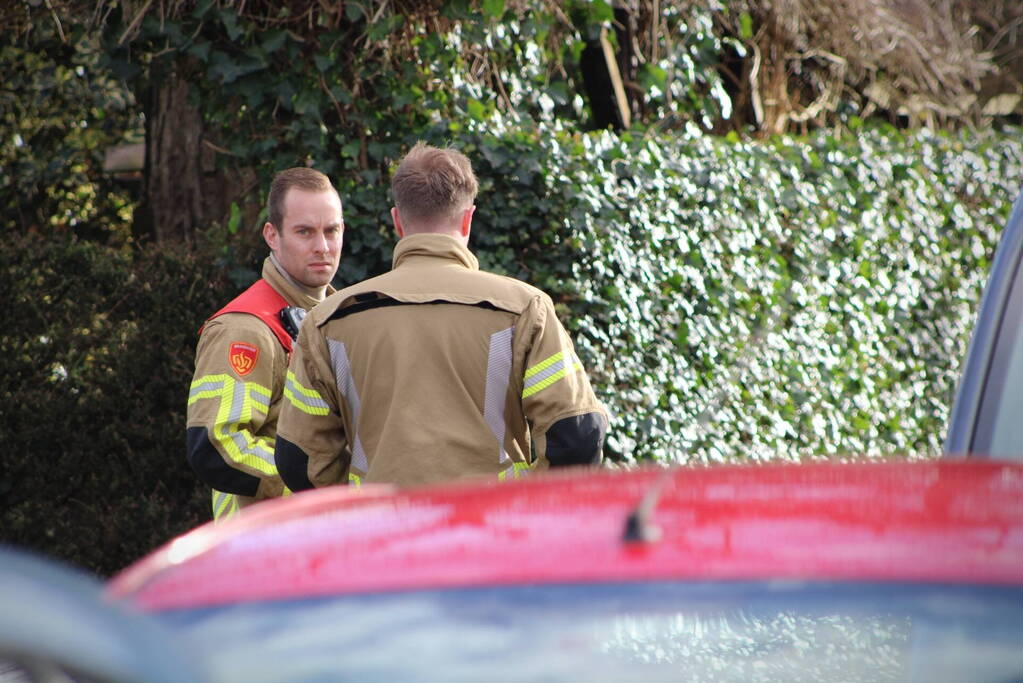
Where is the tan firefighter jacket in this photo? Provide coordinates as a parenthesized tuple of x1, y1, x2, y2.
(186, 257, 334, 520)
(275, 233, 607, 489)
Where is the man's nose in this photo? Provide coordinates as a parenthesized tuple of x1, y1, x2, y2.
(313, 231, 329, 253)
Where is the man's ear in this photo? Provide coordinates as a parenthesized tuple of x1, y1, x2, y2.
(262, 221, 279, 250)
(460, 205, 476, 237)
(391, 207, 405, 238)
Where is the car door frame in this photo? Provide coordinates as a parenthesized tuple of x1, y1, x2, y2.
(945, 189, 1023, 457)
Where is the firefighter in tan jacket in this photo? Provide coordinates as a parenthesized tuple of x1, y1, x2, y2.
(275, 143, 606, 490)
(186, 168, 343, 520)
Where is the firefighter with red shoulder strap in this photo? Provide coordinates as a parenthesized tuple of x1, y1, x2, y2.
(186, 168, 343, 521)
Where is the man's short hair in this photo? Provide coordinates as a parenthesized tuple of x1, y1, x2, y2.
(391, 143, 479, 225)
(266, 167, 336, 229)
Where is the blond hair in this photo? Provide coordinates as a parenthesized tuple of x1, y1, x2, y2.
(391, 143, 478, 226)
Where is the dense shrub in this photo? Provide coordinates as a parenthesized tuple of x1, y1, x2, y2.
(1, 238, 225, 576)
(445, 120, 1023, 462)
(2, 123, 1019, 575)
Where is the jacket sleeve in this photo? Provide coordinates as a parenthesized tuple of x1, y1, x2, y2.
(520, 295, 607, 468)
(275, 317, 350, 490)
(186, 317, 287, 499)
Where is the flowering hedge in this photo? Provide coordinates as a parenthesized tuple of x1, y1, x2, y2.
(462, 122, 1022, 463)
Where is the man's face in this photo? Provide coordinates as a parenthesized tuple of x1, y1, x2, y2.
(263, 188, 343, 288)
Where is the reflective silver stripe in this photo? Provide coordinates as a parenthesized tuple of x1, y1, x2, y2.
(189, 378, 225, 399)
(225, 426, 275, 466)
(193, 374, 277, 475)
(484, 327, 514, 464)
(216, 376, 276, 468)
(248, 386, 271, 411)
(227, 378, 246, 423)
(212, 490, 233, 519)
(327, 339, 369, 473)
(522, 352, 579, 397)
(284, 372, 330, 414)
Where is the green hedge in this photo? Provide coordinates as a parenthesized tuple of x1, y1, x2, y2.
(3, 123, 1020, 575)
(458, 122, 1022, 462)
(1, 239, 220, 576)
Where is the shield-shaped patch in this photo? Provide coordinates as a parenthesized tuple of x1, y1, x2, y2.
(229, 341, 259, 376)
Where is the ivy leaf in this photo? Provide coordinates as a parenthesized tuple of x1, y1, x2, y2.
(187, 41, 211, 62)
(341, 140, 361, 159)
(314, 53, 332, 72)
(293, 89, 323, 118)
(192, 0, 215, 19)
(219, 9, 244, 42)
(739, 12, 754, 40)
(587, 0, 614, 25)
(262, 30, 287, 54)
(367, 14, 405, 41)
(208, 53, 264, 84)
(548, 82, 569, 106)
(227, 202, 241, 234)
(466, 99, 486, 121)
(345, 4, 365, 21)
(639, 64, 667, 91)
(482, 0, 504, 20)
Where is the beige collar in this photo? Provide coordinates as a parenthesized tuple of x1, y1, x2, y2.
(392, 234, 479, 271)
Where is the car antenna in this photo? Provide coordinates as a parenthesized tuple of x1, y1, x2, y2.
(622, 469, 672, 544)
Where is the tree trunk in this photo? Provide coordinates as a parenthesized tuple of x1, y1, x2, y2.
(137, 63, 205, 245)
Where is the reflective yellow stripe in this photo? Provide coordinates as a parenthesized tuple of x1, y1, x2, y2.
(524, 351, 565, 379)
(348, 473, 362, 486)
(498, 461, 531, 481)
(285, 370, 330, 415)
(190, 375, 270, 416)
(248, 383, 271, 411)
(189, 374, 231, 404)
(213, 376, 277, 476)
(192, 373, 278, 477)
(212, 490, 239, 520)
(522, 351, 583, 399)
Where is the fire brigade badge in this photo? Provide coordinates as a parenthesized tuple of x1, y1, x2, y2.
(228, 341, 259, 376)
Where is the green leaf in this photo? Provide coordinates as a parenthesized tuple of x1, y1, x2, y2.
(548, 82, 570, 106)
(639, 64, 667, 91)
(262, 30, 287, 54)
(466, 99, 486, 121)
(588, 0, 614, 24)
(341, 140, 361, 159)
(293, 89, 323, 118)
(739, 12, 754, 40)
(314, 53, 332, 72)
(482, 0, 504, 19)
(227, 202, 241, 234)
(187, 41, 211, 62)
(345, 4, 365, 21)
(219, 9, 244, 42)
(193, 0, 215, 19)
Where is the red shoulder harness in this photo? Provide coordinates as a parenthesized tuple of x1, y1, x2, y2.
(204, 279, 293, 352)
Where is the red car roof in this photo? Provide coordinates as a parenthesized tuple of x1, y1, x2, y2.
(108, 460, 1023, 611)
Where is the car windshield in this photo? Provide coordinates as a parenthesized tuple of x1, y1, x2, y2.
(154, 580, 1023, 683)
